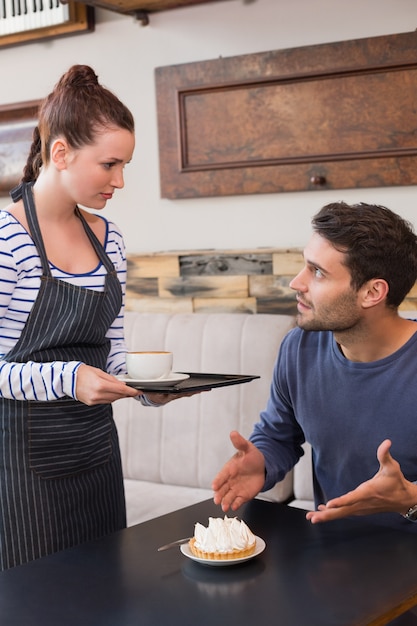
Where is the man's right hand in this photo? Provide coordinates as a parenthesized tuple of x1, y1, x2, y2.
(212, 430, 266, 512)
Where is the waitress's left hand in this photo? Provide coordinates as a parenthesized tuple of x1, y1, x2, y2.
(143, 389, 204, 405)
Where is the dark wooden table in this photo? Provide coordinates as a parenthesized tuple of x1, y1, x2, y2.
(1, 498, 417, 626)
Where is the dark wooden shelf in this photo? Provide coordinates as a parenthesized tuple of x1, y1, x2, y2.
(74, 0, 229, 17)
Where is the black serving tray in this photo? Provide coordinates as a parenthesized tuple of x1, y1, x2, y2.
(125, 372, 260, 394)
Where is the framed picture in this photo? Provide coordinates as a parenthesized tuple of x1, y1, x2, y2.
(0, 100, 41, 197)
(0, 3, 94, 49)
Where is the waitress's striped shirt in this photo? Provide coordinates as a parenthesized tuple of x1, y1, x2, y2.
(0, 211, 128, 402)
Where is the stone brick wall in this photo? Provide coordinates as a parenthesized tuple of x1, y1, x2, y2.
(125, 248, 417, 315)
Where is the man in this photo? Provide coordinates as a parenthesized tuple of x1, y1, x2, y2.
(212, 201, 417, 532)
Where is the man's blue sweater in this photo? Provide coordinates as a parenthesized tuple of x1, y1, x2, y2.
(250, 324, 417, 531)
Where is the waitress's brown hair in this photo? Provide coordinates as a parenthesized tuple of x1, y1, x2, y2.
(22, 64, 135, 183)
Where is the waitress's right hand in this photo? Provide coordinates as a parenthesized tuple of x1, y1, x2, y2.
(75, 364, 141, 405)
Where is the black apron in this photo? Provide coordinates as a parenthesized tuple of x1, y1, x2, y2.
(0, 182, 126, 570)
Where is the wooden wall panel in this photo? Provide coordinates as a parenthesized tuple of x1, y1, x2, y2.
(155, 31, 417, 198)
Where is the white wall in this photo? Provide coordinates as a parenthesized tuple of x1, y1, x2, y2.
(0, 0, 416, 253)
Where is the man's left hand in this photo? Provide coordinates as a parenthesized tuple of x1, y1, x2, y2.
(306, 439, 417, 524)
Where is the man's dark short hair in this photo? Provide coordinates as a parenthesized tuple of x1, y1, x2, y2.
(312, 202, 417, 308)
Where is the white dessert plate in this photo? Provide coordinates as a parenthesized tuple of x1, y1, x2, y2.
(180, 536, 266, 567)
(117, 373, 190, 388)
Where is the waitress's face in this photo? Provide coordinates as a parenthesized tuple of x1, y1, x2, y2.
(62, 127, 135, 210)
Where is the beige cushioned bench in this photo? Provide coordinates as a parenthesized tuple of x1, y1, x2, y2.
(113, 311, 315, 526)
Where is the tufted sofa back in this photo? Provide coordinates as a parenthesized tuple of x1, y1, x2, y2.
(113, 312, 296, 497)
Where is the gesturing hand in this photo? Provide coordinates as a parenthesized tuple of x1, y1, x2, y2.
(212, 430, 266, 512)
(306, 439, 417, 524)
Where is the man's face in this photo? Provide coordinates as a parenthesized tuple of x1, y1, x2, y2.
(289, 233, 362, 332)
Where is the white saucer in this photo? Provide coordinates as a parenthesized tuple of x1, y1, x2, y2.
(180, 536, 266, 567)
(117, 372, 190, 388)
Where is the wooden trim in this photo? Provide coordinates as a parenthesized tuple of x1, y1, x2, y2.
(0, 100, 42, 197)
(0, 2, 94, 49)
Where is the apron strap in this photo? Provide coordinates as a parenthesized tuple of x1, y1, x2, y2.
(11, 182, 116, 276)
(12, 182, 51, 277)
(75, 207, 116, 274)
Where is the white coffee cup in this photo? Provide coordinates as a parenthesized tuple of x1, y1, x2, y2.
(125, 351, 173, 380)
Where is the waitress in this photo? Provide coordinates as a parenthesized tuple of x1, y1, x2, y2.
(0, 65, 178, 569)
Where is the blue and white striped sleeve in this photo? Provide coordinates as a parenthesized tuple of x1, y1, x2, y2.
(0, 360, 82, 401)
